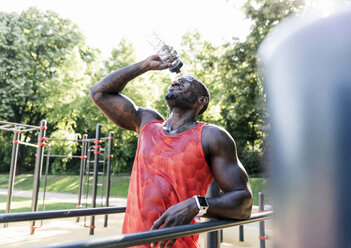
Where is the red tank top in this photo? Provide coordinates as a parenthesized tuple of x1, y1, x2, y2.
(122, 120, 214, 248)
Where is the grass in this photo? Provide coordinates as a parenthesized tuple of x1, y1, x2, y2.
(0, 195, 77, 213)
(0, 174, 270, 207)
(250, 177, 270, 206)
(0, 174, 130, 198)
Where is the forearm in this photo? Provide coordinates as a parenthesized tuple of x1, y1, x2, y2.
(89, 59, 149, 97)
(205, 189, 253, 220)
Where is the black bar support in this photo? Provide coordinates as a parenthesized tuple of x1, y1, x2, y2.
(0, 207, 126, 223)
(30, 120, 47, 234)
(90, 124, 101, 235)
(104, 131, 113, 227)
(39, 212, 272, 248)
(239, 225, 244, 242)
(206, 181, 220, 248)
(77, 134, 88, 222)
(259, 192, 266, 248)
(4, 130, 20, 227)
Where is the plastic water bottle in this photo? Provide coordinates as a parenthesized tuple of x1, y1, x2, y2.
(148, 32, 183, 73)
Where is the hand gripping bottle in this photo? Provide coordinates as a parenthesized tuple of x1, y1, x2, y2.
(148, 32, 183, 73)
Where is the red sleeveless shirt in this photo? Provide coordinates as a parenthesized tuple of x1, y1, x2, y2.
(122, 120, 214, 248)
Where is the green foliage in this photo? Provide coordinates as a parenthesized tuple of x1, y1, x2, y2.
(0, 2, 305, 175)
(174, 1, 305, 175)
(0, 8, 98, 173)
(250, 177, 270, 205)
(216, 0, 304, 174)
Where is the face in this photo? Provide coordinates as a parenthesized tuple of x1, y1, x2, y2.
(165, 76, 199, 105)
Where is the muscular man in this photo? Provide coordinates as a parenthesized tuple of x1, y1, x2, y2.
(89, 54, 252, 248)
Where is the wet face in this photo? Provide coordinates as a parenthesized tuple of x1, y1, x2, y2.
(165, 76, 200, 104)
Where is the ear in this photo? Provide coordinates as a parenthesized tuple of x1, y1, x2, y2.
(198, 96, 208, 106)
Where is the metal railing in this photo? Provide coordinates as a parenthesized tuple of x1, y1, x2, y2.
(0, 202, 272, 248)
(0, 207, 126, 223)
(36, 211, 272, 248)
(0, 206, 272, 248)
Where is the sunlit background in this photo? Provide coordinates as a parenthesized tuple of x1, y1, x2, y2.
(3, 0, 250, 60)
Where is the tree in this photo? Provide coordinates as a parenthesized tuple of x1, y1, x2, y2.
(179, 29, 223, 124)
(78, 38, 168, 174)
(218, 0, 305, 174)
(0, 8, 98, 172)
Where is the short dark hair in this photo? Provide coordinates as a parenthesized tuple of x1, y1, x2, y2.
(189, 75, 210, 116)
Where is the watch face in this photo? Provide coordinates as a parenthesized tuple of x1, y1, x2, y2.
(197, 196, 208, 207)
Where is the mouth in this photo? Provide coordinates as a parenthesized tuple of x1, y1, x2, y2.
(169, 86, 181, 92)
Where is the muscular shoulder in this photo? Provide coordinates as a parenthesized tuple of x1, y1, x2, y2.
(138, 108, 164, 132)
(202, 124, 237, 159)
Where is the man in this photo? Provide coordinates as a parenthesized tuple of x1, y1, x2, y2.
(89, 54, 252, 248)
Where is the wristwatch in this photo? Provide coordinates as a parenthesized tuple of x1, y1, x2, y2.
(193, 195, 209, 217)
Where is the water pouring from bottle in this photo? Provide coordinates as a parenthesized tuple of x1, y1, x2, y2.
(147, 31, 183, 74)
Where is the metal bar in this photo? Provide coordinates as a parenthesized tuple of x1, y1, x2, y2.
(0, 207, 126, 223)
(87, 160, 106, 163)
(41, 147, 51, 211)
(206, 181, 220, 248)
(17, 140, 39, 148)
(46, 138, 82, 142)
(0, 127, 13, 131)
(104, 131, 113, 227)
(84, 144, 91, 208)
(40, 212, 272, 248)
(0, 126, 38, 132)
(0, 124, 12, 128)
(100, 137, 112, 140)
(0, 127, 19, 132)
(77, 134, 88, 222)
(43, 154, 81, 158)
(259, 192, 266, 248)
(90, 123, 101, 235)
(0, 121, 40, 129)
(85, 183, 103, 186)
(4, 131, 20, 228)
(87, 172, 104, 175)
(30, 120, 47, 234)
(18, 127, 39, 132)
(88, 149, 105, 152)
(83, 140, 92, 227)
(239, 225, 244, 242)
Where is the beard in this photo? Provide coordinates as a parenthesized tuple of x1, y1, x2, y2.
(165, 92, 197, 104)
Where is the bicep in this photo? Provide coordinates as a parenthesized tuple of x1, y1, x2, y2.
(211, 157, 250, 193)
(205, 127, 250, 193)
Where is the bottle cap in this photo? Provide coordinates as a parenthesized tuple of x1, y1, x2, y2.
(169, 59, 183, 73)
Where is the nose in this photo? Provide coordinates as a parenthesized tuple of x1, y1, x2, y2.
(172, 80, 180, 86)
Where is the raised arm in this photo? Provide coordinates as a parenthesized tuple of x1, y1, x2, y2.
(89, 55, 171, 133)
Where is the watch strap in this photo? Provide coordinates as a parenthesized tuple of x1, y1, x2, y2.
(193, 195, 209, 217)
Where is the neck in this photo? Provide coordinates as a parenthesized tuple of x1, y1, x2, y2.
(164, 108, 198, 134)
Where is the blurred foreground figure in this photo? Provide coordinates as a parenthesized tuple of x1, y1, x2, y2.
(259, 7, 351, 248)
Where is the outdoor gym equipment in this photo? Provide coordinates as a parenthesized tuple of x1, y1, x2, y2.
(1, 120, 114, 235)
(36, 123, 114, 235)
(0, 120, 47, 231)
(0, 193, 271, 248)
